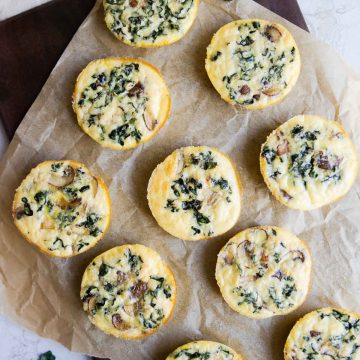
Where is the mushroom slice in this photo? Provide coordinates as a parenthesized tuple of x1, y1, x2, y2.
(13, 207, 25, 220)
(127, 81, 144, 97)
(272, 270, 283, 281)
(291, 250, 305, 263)
(240, 85, 251, 95)
(117, 270, 127, 284)
(57, 197, 81, 210)
(123, 304, 135, 317)
(49, 165, 75, 187)
(131, 280, 148, 299)
(238, 239, 254, 259)
(277, 140, 289, 155)
(88, 296, 97, 314)
(174, 150, 184, 175)
(143, 109, 156, 131)
(41, 217, 55, 230)
(262, 86, 282, 97)
(66, 225, 87, 236)
(207, 191, 221, 206)
(224, 254, 234, 265)
(112, 314, 130, 330)
(265, 25, 282, 42)
(91, 177, 98, 198)
(280, 189, 293, 201)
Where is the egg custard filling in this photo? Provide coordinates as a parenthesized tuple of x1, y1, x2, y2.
(205, 19, 301, 109)
(12, 160, 111, 257)
(216, 226, 311, 319)
(81, 244, 176, 339)
(166, 341, 243, 360)
(73, 58, 170, 150)
(147, 146, 242, 241)
(260, 115, 358, 210)
(284, 308, 360, 360)
(103, 0, 199, 47)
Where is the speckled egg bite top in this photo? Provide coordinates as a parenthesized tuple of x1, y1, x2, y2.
(147, 146, 242, 241)
(260, 115, 358, 210)
(284, 308, 360, 360)
(12, 160, 111, 257)
(166, 341, 243, 360)
(103, 0, 199, 48)
(81, 244, 176, 339)
(216, 226, 311, 319)
(73, 57, 170, 150)
(205, 19, 301, 109)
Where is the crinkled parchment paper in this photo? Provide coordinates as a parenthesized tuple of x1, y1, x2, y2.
(0, 1, 359, 359)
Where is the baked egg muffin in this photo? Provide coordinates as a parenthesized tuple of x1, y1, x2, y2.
(81, 244, 176, 339)
(216, 226, 311, 319)
(166, 340, 243, 360)
(284, 308, 360, 360)
(12, 160, 111, 257)
(147, 146, 242, 241)
(103, 0, 199, 48)
(260, 115, 358, 210)
(73, 57, 170, 150)
(205, 19, 301, 109)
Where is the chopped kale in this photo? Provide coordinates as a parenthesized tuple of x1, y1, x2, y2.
(261, 146, 276, 165)
(38, 351, 56, 360)
(211, 51, 222, 61)
(190, 151, 217, 170)
(99, 263, 111, 277)
(51, 163, 62, 172)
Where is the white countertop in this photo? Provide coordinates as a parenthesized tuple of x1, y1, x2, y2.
(0, 0, 359, 358)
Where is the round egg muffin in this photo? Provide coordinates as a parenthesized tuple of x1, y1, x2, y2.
(205, 19, 301, 109)
(260, 115, 358, 210)
(12, 160, 111, 257)
(166, 341, 243, 360)
(147, 146, 242, 241)
(103, 0, 199, 48)
(80, 244, 176, 339)
(73, 57, 170, 150)
(284, 308, 360, 360)
(215, 226, 311, 319)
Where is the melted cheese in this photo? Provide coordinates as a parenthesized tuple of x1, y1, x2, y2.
(215, 226, 311, 319)
(166, 341, 243, 360)
(147, 146, 242, 241)
(205, 19, 301, 109)
(103, 0, 199, 48)
(12, 160, 111, 257)
(285, 308, 360, 360)
(80, 244, 176, 339)
(73, 57, 170, 150)
(260, 115, 358, 210)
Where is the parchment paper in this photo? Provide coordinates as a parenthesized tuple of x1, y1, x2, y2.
(0, 1, 359, 359)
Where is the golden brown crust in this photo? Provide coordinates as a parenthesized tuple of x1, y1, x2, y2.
(260, 115, 359, 210)
(72, 57, 171, 150)
(80, 244, 176, 339)
(147, 146, 242, 241)
(284, 307, 360, 359)
(102, 0, 200, 48)
(205, 19, 301, 110)
(13, 160, 111, 258)
(166, 340, 244, 360)
(215, 226, 312, 319)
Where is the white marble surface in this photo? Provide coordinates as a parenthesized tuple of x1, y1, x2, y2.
(0, 0, 360, 358)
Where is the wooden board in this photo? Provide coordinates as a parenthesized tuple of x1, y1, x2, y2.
(0, 0, 308, 140)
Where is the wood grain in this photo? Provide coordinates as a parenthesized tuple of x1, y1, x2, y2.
(0, 0, 308, 140)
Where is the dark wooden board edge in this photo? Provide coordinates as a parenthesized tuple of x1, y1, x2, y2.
(0, 0, 308, 139)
